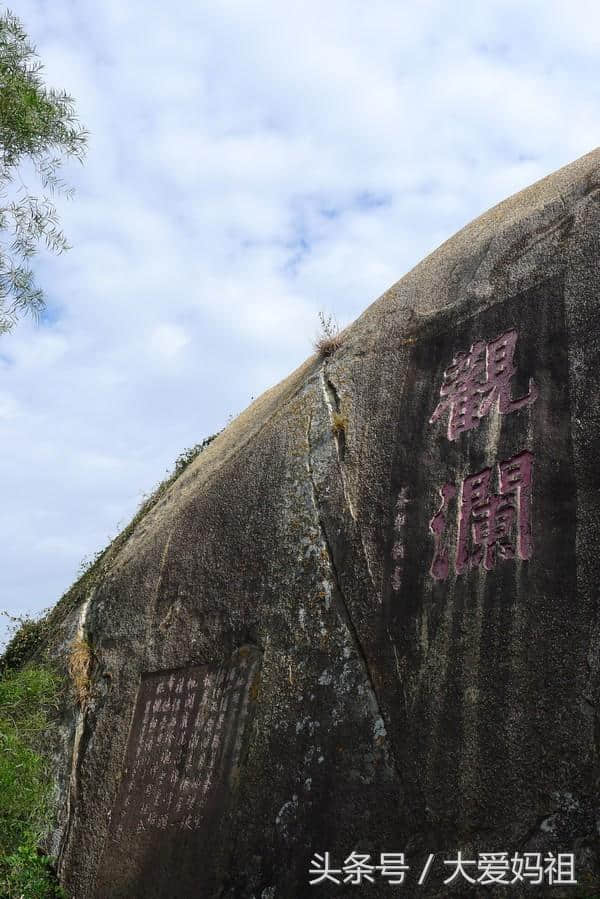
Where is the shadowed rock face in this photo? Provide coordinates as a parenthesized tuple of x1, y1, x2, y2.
(47, 149, 600, 898)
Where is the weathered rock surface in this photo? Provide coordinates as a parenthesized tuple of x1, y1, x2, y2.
(41, 150, 600, 897)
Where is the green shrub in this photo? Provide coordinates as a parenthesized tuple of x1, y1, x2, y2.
(0, 612, 50, 674)
(172, 434, 220, 477)
(1, 843, 65, 898)
(0, 665, 64, 897)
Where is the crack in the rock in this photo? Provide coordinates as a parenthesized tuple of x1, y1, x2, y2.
(309, 379, 431, 833)
(305, 407, 402, 784)
(323, 373, 340, 413)
(319, 367, 354, 510)
(58, 593, 93, 874)
(318, 367, 381, 596)
(319, 368, 347, 465)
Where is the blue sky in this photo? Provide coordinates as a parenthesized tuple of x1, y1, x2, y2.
(0, 0, 597, 643)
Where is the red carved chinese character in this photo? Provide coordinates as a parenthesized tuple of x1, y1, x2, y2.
(429, 482, 457, 580)
(430, 450, 534, 579)
(456, 467, 511, 573)
(430, 330, 538, 440)
(498, 450, 533, 561)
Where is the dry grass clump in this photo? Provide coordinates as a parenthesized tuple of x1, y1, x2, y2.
(331, 410, 348, 435)
(314, 311, 342, 358)
(68, 637, 93, 706)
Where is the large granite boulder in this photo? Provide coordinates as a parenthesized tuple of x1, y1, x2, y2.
(41, 149, 600, 897)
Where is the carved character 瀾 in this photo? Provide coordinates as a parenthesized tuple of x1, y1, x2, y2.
(430, 450, 534, 579)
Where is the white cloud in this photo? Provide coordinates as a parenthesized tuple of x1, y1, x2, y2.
(149, 324, 191, 360)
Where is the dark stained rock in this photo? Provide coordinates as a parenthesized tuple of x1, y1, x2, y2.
(42, 149, 600, 897)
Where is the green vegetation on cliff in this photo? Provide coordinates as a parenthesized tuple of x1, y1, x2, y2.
(0, 665, 65, 898)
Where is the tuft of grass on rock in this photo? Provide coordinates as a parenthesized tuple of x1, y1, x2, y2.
(314, 311, 342, 358)
(330, 410, 348, 435)
(67, 637, 92, 707)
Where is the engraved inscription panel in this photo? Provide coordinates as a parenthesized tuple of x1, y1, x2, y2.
(95, 645, 261, 898)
